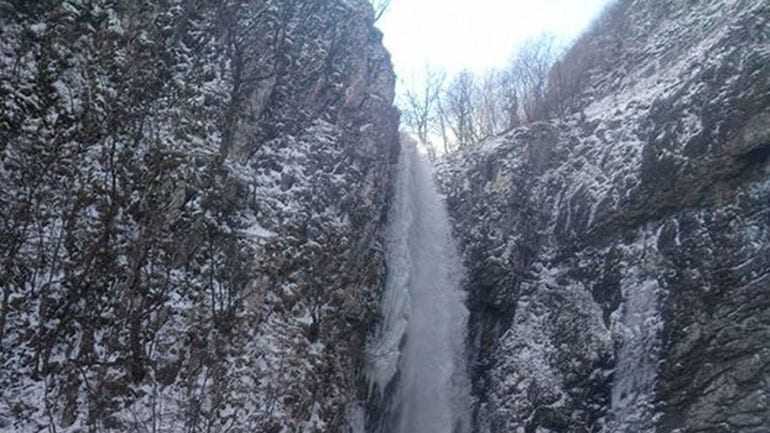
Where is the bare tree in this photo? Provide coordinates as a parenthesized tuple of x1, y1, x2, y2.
(544, 40, 594, 117)
(476, 69, 507, 139)
(369, 0, 391, 22)
(504, 34, 557, 123)
(433, 94, 451, 154)
(498, 68, 522, 131)
(444, 70, 478, 149)
(401, 66, 446, 157)
(398, 35, 566, 152)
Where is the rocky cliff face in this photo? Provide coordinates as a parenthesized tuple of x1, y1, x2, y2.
(0, 1, 398, 432)
(437, 0, 770, 432)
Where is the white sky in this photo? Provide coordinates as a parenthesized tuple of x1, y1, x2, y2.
(378, 0, 614, 81)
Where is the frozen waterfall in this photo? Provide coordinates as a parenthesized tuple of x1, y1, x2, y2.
(366, 138, 471, 433)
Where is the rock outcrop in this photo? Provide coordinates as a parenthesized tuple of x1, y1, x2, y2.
(437, 0, 770, 432)
(0, 1, 398, 432)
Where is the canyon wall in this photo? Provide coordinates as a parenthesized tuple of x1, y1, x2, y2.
(437, 1, 770, 431)
(0, 1, 398, 432)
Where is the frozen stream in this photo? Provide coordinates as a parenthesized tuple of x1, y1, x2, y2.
(367, 138, 471, 433)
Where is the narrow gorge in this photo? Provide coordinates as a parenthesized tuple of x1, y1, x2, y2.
(367, 138, 471, 433)
(1, 0, 769, 433)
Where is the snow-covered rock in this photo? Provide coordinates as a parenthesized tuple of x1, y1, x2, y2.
(0, 1, 398, 432)
(437, 1, 770, 432)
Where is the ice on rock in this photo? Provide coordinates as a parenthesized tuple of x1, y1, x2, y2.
(367, 138, 471, 433)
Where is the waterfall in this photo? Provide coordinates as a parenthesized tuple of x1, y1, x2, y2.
(607, 229, 665, 433)
(366, 138, 471, 433)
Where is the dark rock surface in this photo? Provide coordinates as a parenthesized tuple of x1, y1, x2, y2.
(437, 0, 770, 432)
(0, 1, 398, 432)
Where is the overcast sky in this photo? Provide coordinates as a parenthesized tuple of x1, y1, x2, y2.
(378, 0, 614, 82)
